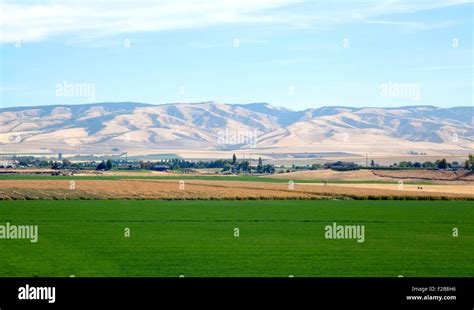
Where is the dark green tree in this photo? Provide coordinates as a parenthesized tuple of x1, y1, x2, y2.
(437, 159, 447, 169)
(263, 164, 275, 173)
(62, 159, 71, 168)
(238, 161, 250, 173)
(422, 161, 434, 168)
(464, 154, 474, 171)
(96, 161, 106, 170)
(257, 157, 263, 173)
(223, 163, 231, 172)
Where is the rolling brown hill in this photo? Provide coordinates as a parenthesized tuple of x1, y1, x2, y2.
(0, 102, 472, 157)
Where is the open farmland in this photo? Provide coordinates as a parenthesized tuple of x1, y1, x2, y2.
(315, 183, 474, 196)
(268, 169, 474, 183)
(0, 200, 472, 277)
(0, 178, 473, 200)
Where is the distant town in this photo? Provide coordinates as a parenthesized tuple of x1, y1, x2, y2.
(1, 153, 473, 175)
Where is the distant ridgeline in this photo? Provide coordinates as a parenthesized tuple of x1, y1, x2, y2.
(0, 102, 472, 154)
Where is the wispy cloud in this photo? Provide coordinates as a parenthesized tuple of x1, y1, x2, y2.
(1, 0, 471, 43)
(0, 0, 294, 43)
(418, 65, 473, 71)
(364, 19, 459, 31)
(188, 38, 268, 49)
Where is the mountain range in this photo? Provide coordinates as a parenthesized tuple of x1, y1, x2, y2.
(0, 102, 472, 157)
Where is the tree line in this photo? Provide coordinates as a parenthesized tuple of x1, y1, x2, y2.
(7, 154, 474, 173)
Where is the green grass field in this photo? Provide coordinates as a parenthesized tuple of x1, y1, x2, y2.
(0, 200, 472, 277)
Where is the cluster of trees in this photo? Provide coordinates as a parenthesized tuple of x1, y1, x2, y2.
(95, 160, 113, 171)
(465, 154, 474, 171)
(282, 163, 322, 171)
(138, 155, 275, 174)
(230, 156, 275, 173)
(138, 158, 233, 170)
(5, 156, 116, 171)
(12, 156, 96, 170)
(395, 159, 459, 169)
(12, 156, 50, 168)
(8, 155, 277, 174)
(8, 153, 474, 173)
(245, 157, 275, 174)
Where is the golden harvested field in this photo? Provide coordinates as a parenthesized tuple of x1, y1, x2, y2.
(269, 169, 390, 181)
(269, 169, 474, 183)
(0, 179, 472, 200)
(371, 169, 474, 181)
(299, 183, 474, 195)
(3, 168, 472, 182)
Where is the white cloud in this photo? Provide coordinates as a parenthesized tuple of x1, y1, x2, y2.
(0, 0, 294, 43)
(0, 0, 471, 43)
(363, 19, 459, 31)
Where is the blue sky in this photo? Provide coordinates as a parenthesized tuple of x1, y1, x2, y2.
(1, 0, 472, 110)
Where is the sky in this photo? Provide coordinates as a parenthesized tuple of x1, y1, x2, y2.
(0, 0, 473, 111)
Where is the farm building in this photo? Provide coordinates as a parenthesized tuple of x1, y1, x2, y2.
(152, 165, 170, 171)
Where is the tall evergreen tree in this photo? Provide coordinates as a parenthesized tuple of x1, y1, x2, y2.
(106, 159, 113, 170)
(257, 157, 263, 173)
